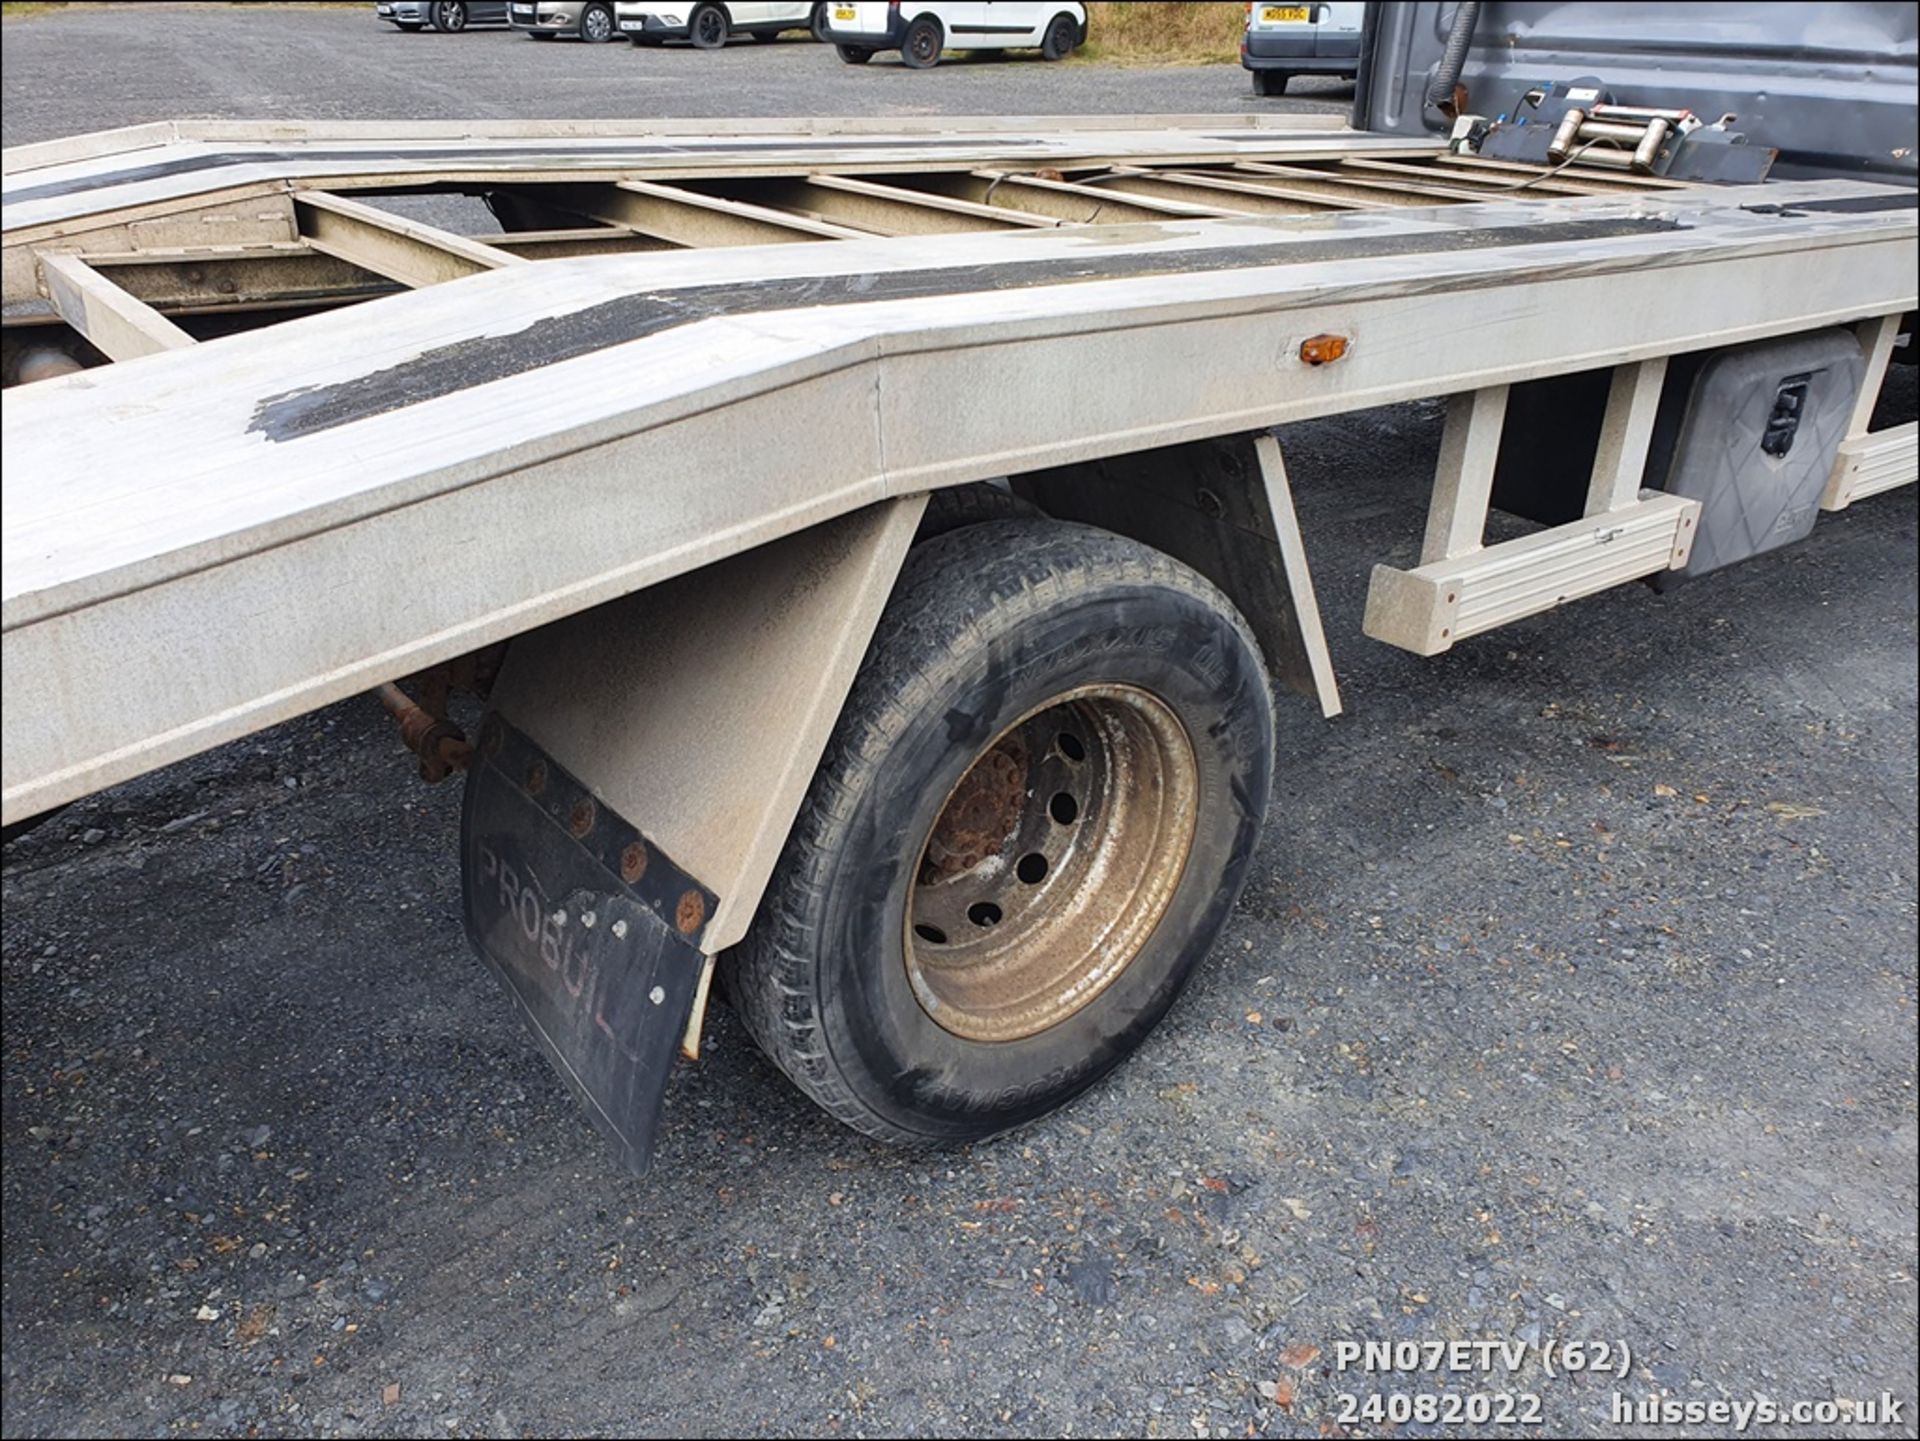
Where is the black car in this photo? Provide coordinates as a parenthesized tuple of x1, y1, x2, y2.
(376, 0, 511, 32)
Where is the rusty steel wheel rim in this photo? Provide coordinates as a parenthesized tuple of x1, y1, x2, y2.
(904, 684, 1199, 1042)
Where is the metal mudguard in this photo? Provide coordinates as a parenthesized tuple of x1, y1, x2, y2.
(461, 715, 715, 1175)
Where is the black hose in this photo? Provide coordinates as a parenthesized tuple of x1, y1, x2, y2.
(1424, 0, 1481, 115)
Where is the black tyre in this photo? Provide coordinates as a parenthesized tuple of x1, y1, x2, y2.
(725, 521, 1275, 1146)
(1040, 11, 1077, 60)
(1252, 68, 1290, 96)
(688, 2, 729, 48)
(429, 0, 467, 32)
(809, 0, 829, 41)
(915, 482, 1043, 543)
(899, 13, 942, 68)
(836, 42, 873, 63)
(578, 2, 614, 41)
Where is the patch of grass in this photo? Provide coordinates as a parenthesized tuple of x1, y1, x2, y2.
(1077, 1, 1245, 66)
(2, 2, 68, 16)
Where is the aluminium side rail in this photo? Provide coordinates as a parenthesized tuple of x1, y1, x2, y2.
(5, 152, 1912, 824)
(3, 119, 1914, 1170)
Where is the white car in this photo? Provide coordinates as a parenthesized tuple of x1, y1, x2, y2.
(1242, 1, 1365, 96)
(614, 1, 827, 47)
(821, 1, 1087, 69)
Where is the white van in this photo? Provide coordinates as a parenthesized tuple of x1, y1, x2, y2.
(614, 2, 826, 47)
(821, 1, 1087, 68)
(1242, 1, 1365, 96)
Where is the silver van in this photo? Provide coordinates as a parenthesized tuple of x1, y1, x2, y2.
(1242, 1, 1364, 96)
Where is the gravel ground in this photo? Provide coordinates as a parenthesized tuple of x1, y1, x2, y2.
(3, 6, 1917, 1439)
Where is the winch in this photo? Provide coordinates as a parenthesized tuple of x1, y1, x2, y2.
(1455, 75, 1774, 183)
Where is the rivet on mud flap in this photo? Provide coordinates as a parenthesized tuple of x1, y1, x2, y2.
(462, 717, 716, 1174)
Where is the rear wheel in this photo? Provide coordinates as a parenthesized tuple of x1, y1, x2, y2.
(915, 482, 1043, 542)
(429, 0, 467, 32)
(725, 521, 1274, 1146)
(578, 2, 614, 41)
(809, 1, 829, 41)
(688, 2, 729, 48)
(899, 13, 942, 68)
(1040, 12, 1077, 60)
(1253, 68, 1290, 96)
(836, 42, 873, 63)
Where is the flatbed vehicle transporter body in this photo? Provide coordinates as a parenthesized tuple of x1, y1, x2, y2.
(3, 100, 1914, 1170)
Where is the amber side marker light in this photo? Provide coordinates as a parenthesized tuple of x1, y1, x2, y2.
(1299, 333, 1350, 365)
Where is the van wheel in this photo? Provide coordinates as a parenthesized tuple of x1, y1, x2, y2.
(429, 0, 467, 32)
(1041, 12, 1078, 60)
(810, 1, 829, 41)
(688, 2, 730, 48)
(724, 521, 1275, 1146)
(900, 13, 943, 68)
(836, 42, 873, 63)
(1253, 69, 1290, 96)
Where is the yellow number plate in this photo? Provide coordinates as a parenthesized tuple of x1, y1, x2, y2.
(834, 5, 856, 18)
(1262, 5, 1311, 20)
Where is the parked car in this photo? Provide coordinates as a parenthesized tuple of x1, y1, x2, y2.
(508, 0, 619, 41)
(375, 0, 511, 31)
(822, 1, 1086, 69)
(615, 2, 829, 47)
(1242, 1, 1364, 96)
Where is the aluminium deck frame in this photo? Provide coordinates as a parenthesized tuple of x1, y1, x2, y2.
(3, 118, 1915, 827)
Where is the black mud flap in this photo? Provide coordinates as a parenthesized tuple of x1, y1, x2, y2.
(461, 715, 717, 1175)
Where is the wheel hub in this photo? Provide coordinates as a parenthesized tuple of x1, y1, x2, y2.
(905, 685, 1198, 1042)
(923, 736, 1026, 876)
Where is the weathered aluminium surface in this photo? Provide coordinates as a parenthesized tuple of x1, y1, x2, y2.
(3, 118, 1915, 830)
